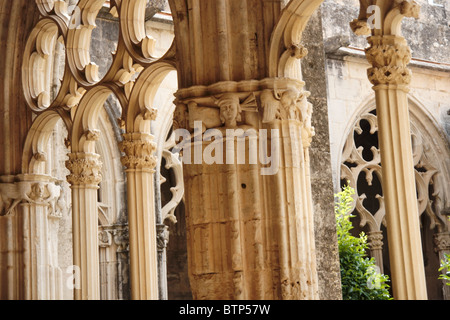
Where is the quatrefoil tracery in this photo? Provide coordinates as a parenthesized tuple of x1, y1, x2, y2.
(23, 0, 177, 159)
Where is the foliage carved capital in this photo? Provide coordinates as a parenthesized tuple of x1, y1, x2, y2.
(365, 36, 412, 85)
(65, 152, 102, 187)
(120, 133, 157, 171)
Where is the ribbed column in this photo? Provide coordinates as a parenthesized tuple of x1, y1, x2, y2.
(176, 79, 319, 300)
(20, 174, 64, 300)
(366, 34, 427, 300)
(120, 132, 159, 300)
(66, 152, 102, 300)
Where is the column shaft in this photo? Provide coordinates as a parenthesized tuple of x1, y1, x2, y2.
(66, 152, 102, 300)
(120, 132, 159, 300)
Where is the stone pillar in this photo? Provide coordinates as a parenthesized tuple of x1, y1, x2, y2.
(169, 0, 320, 300)
(434, 232, 450, 300)
(0, 174, 65, 300)
(66, 152, 102, 300)
(120, 132, 159, 300)
(113, 227, 130, 300)
(19, 174, 64, 300)
(174, 79, 319, 300)
(156, 223, 169, 300)
(352, 0, 427, 300)
(367, 231, 384, 273)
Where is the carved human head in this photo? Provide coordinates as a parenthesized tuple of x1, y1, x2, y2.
(280, 89, 300, 109)
(217, 93, 241, 126)
(31, 182, 45, 200)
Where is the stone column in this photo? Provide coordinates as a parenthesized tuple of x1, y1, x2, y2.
(113, 227, 130, 300)
(169, 0, 321, 300)
(66, 152, 102, 300)
(352, 0, 427, 299)
(434, 232, 450, 300)
(156, 223, 169, 300)
(19, 174, 64, 300)
(174, 79, 319, 300)
(367, 231, 384, 273)
(120, 132, 159, 300)
(0, 174, 65, 300)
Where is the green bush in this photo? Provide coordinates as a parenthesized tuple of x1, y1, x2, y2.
(439, 253, 450, 286)
(335, 184, 391, 300)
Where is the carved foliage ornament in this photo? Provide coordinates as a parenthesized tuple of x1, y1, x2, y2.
(365, 36, 412, 85)
(65, 153, 102, 186)
(120, 133, 157, 170)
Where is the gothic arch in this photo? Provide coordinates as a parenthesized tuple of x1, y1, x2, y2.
(339, 95, 450, 228)
(339, 94, 450, 298)
(22, 109, 72, 175)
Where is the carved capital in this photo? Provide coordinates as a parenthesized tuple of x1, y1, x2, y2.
(367, 231, 384, 251)
(260, 87, 314, 128)
(0, 175, 66, 217)
(65, 153, 102, 187)
(120, 133, 157, 170)
(434, 232, 450, 252)
(365, 36, 412, 85)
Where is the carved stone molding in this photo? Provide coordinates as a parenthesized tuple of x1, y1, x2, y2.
(65, 152, 102, 187)
(174, 78, 314, 138)
(120, 133, 157, 171)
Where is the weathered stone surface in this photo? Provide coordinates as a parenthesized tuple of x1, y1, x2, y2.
(301, 7, 342, 301)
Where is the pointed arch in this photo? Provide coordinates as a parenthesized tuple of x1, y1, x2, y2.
(22, 109, 72, 175)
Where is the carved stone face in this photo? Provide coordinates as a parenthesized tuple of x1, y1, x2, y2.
(218, 94, 241, 127)
(31, 183, 45, 200)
